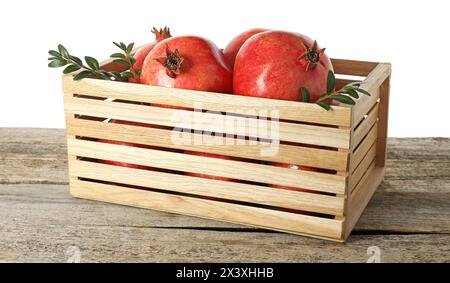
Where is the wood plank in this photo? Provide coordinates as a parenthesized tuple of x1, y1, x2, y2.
(2, 183, 448, 234)
(0, 128, 68, 184)
(355, 190, 450, 234)
(66, 117, 349, 171)
(352, 103, 379, 149)
(351, 123, 378, 170)
(335, 78, 360, 90)
(353, 87, 380, 128)
(349, 144, 377, 191)
(69, 159, 345, 215)
(62, 76, 352, 127)
(375, 76, 390, 166)
(71, 180, 344, 240)
(1, 184, 449, 262)
(64, 95, 351, 148)
(1, 129, 450, 257)
(331, 59, 379, 76)
(67, 138, 346, 194)
(345, 165, 385, 239)
(352, 63, 391, 126)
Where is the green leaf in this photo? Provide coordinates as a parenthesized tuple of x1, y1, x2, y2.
(346, 81, 362, 87)
(134, 69, 141, 76)
(300, 87, 310, 103)
(110, 53, 126, 58)
(98, 71, 113, 79)
(48, 50, 61, 57)
(73, 70, 94, 80)
(319, 93, 328, 99)
(120, 42, 127, 50)
(126, 43, 135, 54)
(48, 57, 58, 60)
(355, 87, 371, 96)
(110, 71, 122, 80)
(330, 94, 356, 105)
(85, 56, 100, 70)
(341, 87, 359, 99)
(326, 71, 335, 94)
(113, 59, 130, 66)
(48, 59, 67, 68)
(317, 102, 331, 111)
(63, 64, 81, 74)
(129, 56, 136, 65)
(122, 71, 134, 79)
(113, 42, 122, 50)
(58, 44, 69, 58)
(69, 55, 83, 65)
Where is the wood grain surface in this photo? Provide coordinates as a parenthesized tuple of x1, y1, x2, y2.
(0, 128, 449, 262)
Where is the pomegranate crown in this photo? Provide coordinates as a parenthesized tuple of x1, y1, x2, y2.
(298, 40, 326, 72)
(155, 44, 184, 79)
(151, 26, 172, 42)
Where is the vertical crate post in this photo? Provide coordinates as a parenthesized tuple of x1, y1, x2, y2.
(375, 76, 390, 166)
(343, 62, 391, 240)
(64, 93, 79, 190)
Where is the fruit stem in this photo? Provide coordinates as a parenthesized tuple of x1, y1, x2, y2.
(152, 27, 172, 42)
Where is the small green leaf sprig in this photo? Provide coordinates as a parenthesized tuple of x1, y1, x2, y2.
(48, 42, 139, 82)
(111, 42, 141, 83)
(300, 71, 371, 110)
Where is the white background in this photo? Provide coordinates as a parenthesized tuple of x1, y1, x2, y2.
(0, 0, 449, 137)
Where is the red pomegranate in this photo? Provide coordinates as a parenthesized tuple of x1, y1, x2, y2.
(233, 31, 333, 102)
(223, 28, 268, 69)
(129, 27, 172, 83)
(270, 162, 320, 193)
(141, 36, 232, 94)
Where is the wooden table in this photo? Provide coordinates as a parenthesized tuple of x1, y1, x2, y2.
(1, 128, 449, 262)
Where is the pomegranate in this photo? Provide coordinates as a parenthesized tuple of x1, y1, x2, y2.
(129, 27, 172, 83)
(223, 28, 268, 69)
(269, 162, 320, 193)
(141, 36, 232, 94)
(233, 31, 333, 102)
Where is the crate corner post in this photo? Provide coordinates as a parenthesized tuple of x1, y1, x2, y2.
(344, 62, 391, 239)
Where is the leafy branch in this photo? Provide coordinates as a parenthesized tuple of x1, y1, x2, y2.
(300, 71, 371, 111)
(111, 42, 141, 83)
(48, 42, 139, 82)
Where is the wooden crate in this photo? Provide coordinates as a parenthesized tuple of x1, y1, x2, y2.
(62, 58, 391, 242)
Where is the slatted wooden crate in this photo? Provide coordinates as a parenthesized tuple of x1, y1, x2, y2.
(62, 58, 391, 242)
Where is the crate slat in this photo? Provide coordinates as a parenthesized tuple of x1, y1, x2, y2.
(67, 138, 347, 194)
(66, 117, 349, 171)
(352, 103, 379, 149)
(352, 63, 391, 126)
(345, 164, 385, 239)
(69, 159, 345, 215)
(351, 123, 378, 171)
(64, 95, 351, 148)
(335, 78, 360, 90)
(375, 77, 390, 166)
(331, 59, 379, 76)
(349, 144, 376, 192)
(70, 179, 344, 240)
(62, 76, 352, 127)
